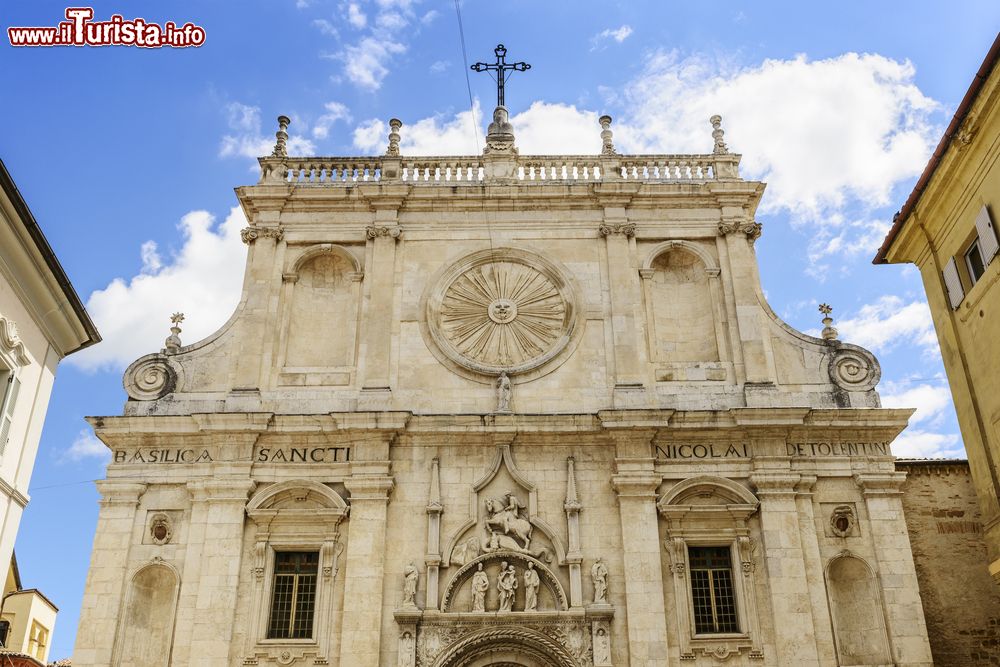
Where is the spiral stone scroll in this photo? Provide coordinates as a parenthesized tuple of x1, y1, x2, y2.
(123, 354, 179, 400)
(827, 346, 880, 393)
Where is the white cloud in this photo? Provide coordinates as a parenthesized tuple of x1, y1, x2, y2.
(219, 102, 315, 161)
(591, 25, 633, 50)
(312, 18, 339, 37)
(60, 429, 110, 463)
(347, 3, 367, 28)
(881, 381, 953, 426)
(420, 9, 438, 25)
(835, 296, 937, 354)
(429, 60, 450, 74)
(354, 100, 484, 155)
(312, 101, 352, 139)
(332, 36, 406, 90)
(69, 207, 248, 372)
(891, 430, 965, 459)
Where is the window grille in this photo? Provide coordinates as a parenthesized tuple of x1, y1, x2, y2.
(267, 551, 319, 639)
(688, 546, 739, 634)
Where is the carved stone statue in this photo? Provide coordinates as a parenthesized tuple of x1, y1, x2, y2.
(496, 371, 512, 412)
(591, 557, 608, 604)
(402, 561, 419, 607)
(594, 627, 610, 664)
(523, 562, 540, 611)
(497, 561, 517, 612)
(484, 492, 532, 550)
(452, 536, 482, 566)
(471, 562, 489, 612)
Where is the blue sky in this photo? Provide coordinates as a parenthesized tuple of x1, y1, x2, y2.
(2, 1, 999, 659)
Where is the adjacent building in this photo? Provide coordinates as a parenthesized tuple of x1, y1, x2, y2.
(0, 158, 101, 663)
(874, 32, 1000, 579)
(74, 105, 937, 667)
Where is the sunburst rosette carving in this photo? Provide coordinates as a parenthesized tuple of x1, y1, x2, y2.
(427, 249, 579, 378)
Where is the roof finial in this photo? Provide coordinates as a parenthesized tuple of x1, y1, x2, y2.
(165, 312, 185, 352)
(385, 118, 402, 156)
(819, 304, 839, 341)
(599, 115, 616, 155)
(271, 115, 290, 158)
(710, 114, 729, 155)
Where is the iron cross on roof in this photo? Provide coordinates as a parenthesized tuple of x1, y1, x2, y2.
(471, 44, 531, 108)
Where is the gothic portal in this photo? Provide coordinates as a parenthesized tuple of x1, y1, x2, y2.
(74, 106, 934, 667)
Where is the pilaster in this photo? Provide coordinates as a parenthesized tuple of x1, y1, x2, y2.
(794, 475, 837, 666)
(72, 481, 146, 667)
(609, 430, 668, 666)
(855, 473, 934, 666)
(339, 473, 395, 667)
(185, 478, 256, 667)
(750, 471, 821, 667)
(360, 204, 402, 407)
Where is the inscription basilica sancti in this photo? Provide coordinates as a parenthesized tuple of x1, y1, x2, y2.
(74, 47, 935, 667)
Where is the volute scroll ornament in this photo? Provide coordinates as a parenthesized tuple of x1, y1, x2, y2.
(123, 353, 180, 401)
(827, 345, 880, 393)
(718, 218, 762, 241)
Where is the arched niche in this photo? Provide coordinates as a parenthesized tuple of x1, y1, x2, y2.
(440, 552, 568, 613)
(280, 244, 363, 372)
(114, 561, 179, 667)
(825, 552, 891, 666)
(640, 241, 730, 374)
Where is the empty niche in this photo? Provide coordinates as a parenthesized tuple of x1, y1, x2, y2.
(285, 251, 360, 368)
(649, 247, 719, 363)
(116, 563, 178, 667)
(825, 554, 890, 666)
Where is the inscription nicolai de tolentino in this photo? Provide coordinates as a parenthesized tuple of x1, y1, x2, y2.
(255, 446, 351, 463)
(113, 448, 214, 464)
(655, 443, 751, 460)
(786, 442, 890, 457)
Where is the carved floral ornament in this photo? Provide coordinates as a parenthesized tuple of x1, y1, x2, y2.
(718, 218, 762, 241)
(425, 248, 580, 378)
(240, 225, 285, 245)
(0, 314, 30, 366)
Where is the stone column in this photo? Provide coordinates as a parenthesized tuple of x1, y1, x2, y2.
(73, 481, 146, 667)
(360, 215, 401, 409)
(750, 471, 821, 667)
(599, 211, 646, 407)
(609, 431, 669, 666)
(185, 479, 256, 667)
(716, 199, 776, 385)
(794, 475, 837, 666)
(425, 457, 443, 610)
(855, 473, 933, 666)
(339, 474, 395, 667)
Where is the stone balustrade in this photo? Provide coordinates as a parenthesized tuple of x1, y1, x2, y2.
(260, 152, 740, 185)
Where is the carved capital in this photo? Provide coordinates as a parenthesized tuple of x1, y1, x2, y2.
(610, 473, 660, 499)
(95, 481, 147, 506)
(240, 226, 284, 245)
(854, 472, 905, 497)
(749, 473, 800, 499)
(366, 225, 402, 240)
(718, 218, 762, 241)
(344, 475, 395, 501)
(187, 479, 256, 503)
(599, 222, 636, 237)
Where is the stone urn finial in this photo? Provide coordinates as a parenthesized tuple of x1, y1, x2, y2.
(165, 312, 185, 352)
(710, 114, 729, 155)
(819, 304, 839, 341)
(271, 115, 291, 158)
(386, 118, 402, 156)
(599, 115, 616, 155)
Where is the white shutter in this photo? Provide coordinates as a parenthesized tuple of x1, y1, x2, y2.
(976, 205, 1000, 264)
(0, 375, 20, 456)
(943, 257, 965, 309)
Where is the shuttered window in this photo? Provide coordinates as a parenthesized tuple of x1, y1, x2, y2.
(975, 205, 999, 265)
(0, 373, 20, 456)
(943, 257, 965, 309)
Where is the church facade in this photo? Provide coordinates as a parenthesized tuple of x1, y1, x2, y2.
(74, 108, 934, 667)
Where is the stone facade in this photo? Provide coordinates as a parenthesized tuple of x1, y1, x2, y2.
(76, 110, 934, 666)
(898, 459, 1000, 665)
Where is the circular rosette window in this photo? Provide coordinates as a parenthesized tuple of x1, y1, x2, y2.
(426, 248, 580, 378)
